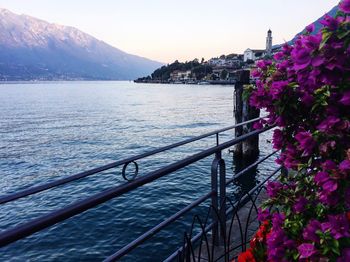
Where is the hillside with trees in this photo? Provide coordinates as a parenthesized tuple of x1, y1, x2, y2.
(135, 55, 244, 84)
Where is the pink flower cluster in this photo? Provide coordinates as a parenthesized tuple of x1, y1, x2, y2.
(245, 1, 350, 261)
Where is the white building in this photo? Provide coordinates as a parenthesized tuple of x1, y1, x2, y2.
(208, 58, 226, 66)
(170, 70, 192, 81)
(243, 49, 265, 62)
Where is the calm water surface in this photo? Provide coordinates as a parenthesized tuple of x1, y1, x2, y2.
(0, 81, 276, 261)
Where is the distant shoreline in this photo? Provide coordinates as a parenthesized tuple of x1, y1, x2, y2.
(0, 79, 236, 85)
(134, 79, 236, 85)
(0, 80, 134, 84)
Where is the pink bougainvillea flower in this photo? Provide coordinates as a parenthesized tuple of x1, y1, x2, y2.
(256, 60, 272, 70)
(315, 171, 329, 185)
(272, 129, 283, 149)
(322, 160, 338, 171)
(306, 24, 315, 33)
(303, 219, 321, 242)
(325, 214, 350, 239)
(301, 92, 314, 106)
(291, 49, 312, 70)
(281, 43, 292, 54)
(303, 34, 322, 50)
(257, 208, 270, 222)
(267, 218, 295, 261)
(319, 191, 340, 206)
(319, 141, 336, 155)
(346, 187, 350, 209)
(293, 196, 308, 213)
(340, 0, 350, 13)
(277, 60, 290, 71)
(312, 56, 325, 67)
(339, 91, 350, 106)
(295, 131, 316, 157)
(252, 122, 263, 130)
(270, 81, 288, 100)
(251, 69, 262, 78)
(274, 116, 285, 127)
(339, 160, 350, 173)
(320, 14, 339, 31)
(322, 179, 338, 193)
(273, 52, 284, 60)
(267, 181, 283, 198)
(326, 105, 340, 116)
(298, 243, 318, 259)
(317, 116, 341, 133)
(337, 248, 350, 262)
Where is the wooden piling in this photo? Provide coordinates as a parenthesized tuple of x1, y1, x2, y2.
(233, 70, 260, 160)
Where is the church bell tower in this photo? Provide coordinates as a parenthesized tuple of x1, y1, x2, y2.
(266, 29, 272, 56)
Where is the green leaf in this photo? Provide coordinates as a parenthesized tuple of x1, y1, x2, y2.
(322, 246, 329, 255)
(311, 104, 318, 112)
(321, 100, 328, 106)
(334, 239, 339, 248)
(292, 252, 299, 260)
(243, 84, 254, 101)
(320, 31, 333, 50)
(337, 30, 350, 39)
(288, 82, 299, 88)
(345, 37, 350, 49)
(331, 239, 340, 256)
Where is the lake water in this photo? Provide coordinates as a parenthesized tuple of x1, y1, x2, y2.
(0, 81, 277, 261)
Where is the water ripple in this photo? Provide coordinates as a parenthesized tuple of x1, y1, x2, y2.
(0, 82, 277, 261)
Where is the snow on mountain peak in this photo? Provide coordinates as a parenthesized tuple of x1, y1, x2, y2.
(0, 8, 94, 48)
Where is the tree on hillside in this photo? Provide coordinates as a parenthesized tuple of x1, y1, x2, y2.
(192, 65, 213, 80)
(220, 69, 228, 80)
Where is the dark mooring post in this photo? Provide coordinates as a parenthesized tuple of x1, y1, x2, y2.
(233, 71, 247, 157)
(233, 70, 260, 159)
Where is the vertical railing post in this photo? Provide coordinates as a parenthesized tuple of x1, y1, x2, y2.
(218, 151, 227, 246)
(211, 150, 227, 247)
(211, 154, 219, 246)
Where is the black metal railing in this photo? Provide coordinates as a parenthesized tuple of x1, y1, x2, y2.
(0, 117, 280, 261)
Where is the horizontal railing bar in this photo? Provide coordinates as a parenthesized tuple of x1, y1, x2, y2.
(225, 150, 279, 186)
(104, 191, 213, 261)
(0, 117, 263, 205)
(164, 166, 281, 262)
(0, 126, 273, 248)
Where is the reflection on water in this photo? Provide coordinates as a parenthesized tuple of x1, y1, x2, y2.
(233, 154, 259, 195)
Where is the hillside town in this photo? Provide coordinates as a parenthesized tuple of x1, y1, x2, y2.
(135, 29, 276, 84)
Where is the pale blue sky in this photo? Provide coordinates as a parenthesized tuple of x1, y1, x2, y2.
(0, 0, 340, 63)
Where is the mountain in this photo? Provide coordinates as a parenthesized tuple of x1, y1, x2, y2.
(289, 6, 339, 44)
(0, 8, 163, 80)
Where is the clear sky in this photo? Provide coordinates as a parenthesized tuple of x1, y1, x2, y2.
(0, 0, 340, 63)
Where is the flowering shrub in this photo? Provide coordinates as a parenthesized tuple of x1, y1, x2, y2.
(239, 1, 350, 261)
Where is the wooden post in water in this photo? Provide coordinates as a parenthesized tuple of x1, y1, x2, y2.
(242, 95, 260, 159)
(233, 70, 260, 159)
(233, 71, 246, 157)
